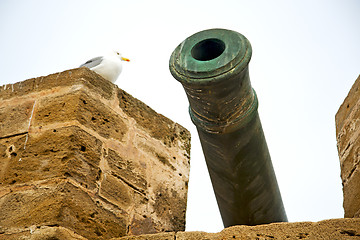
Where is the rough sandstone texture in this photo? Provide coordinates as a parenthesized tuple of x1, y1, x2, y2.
(117, 218, 360, 240)
(336, 74, 360, 218)
(1, 219, 360, 240)
(0, 68, 191, 240)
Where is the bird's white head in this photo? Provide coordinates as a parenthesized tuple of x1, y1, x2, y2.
(115, 51, 130, 62)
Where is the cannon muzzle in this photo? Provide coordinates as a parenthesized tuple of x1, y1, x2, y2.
(169, 28, 287, 227)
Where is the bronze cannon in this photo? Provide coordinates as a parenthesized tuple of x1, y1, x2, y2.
(169, 28, 287, 227)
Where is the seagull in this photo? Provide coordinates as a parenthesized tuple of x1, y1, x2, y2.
(80, 51, 130, 83)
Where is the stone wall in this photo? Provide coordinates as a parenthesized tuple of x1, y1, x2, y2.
(117, 218, 360, 240)
(336, 74, 360, 218)
(0, 68, 191, 239)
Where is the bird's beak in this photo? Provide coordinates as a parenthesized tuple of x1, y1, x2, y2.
(121, 57, 130, 62)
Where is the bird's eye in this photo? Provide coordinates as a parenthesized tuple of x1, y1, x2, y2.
(116, 52, 120, 55)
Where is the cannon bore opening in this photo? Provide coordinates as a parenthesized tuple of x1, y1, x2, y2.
(191, 38, 225, 61)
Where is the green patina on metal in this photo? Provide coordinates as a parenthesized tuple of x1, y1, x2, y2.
(169, 28, 287, 227)
(170, 29, 256, 134)
(170, 28, 251, 82)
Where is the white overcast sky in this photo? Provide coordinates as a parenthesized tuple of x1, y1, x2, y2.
(1, 0, 360, 233)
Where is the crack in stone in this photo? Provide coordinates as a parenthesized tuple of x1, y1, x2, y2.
(347, 164, 359, 180)
(0, 132, 28, 140)
(113, 173, 147, 198)
(340, 229, 360, 236)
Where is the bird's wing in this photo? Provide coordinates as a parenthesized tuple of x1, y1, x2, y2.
(79, 56, 104, 68)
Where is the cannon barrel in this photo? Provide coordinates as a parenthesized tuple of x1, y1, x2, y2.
(169, 28, 287, 227)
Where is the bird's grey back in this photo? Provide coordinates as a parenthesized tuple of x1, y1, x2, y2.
(79, 56, 103, 68)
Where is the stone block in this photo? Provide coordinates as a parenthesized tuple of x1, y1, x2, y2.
(336, 74, 360, 218)
(118, 89, 191, 156)
(0, 126, 102, 189)
(33, 89, 127, 140)
(0, 180, 127, 239)
(0, 68, 191, 239)
(336, 74, 360, 134)
(0, 99, 35, 138)
(0, 68, 114, 101)
(105, 149, 147, 194)
(0, 226, 87, 240)
(114, 218, 360, 240)
(339, 134, 360, 184)
(343, 166, 360, 217)
(101, 134, 189, 234)
(112, 232, 175, 240)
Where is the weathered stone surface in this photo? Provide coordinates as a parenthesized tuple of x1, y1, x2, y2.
(0, 134, 27, 186)
(0, 179, 127, 239)
(336, 74, 360, 218)
(114, 218, 360, 240)
(105, 149, 147, 194)
(99, 173, 133, 208)
(113, 232, 175, 240)
(219, 218, 360, 239)
(343, 166, 360, 218)
(118, 89, 191, 156)
(0, 68, 114, 101)
(336, 75, 360, 134)
(218, 218, 360, 239)
(0, 68, 191, 239)
(0, 126, 102, 189)
(34, 90, 127, 140)
(0, 99, 35, 138)
(2, 218, 359, 240)
(0, 226, 87, 240)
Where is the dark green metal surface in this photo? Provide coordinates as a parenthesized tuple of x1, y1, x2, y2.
(169, 28, 287, 227)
